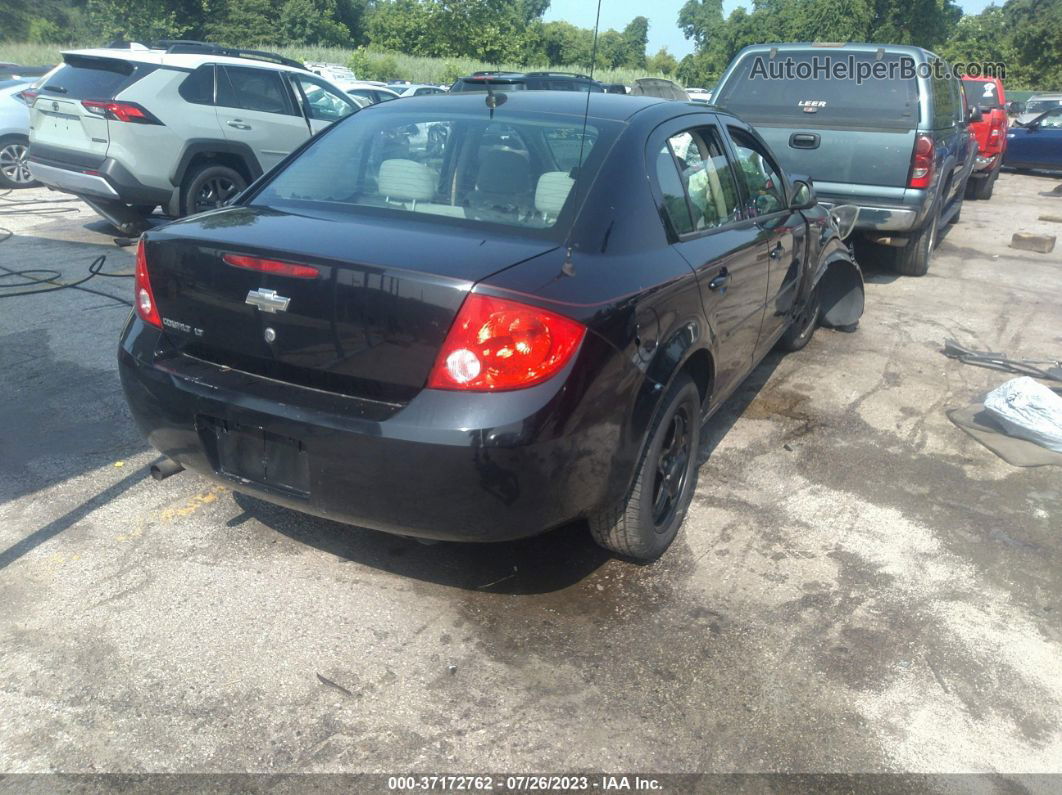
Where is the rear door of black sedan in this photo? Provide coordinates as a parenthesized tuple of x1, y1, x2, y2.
(648, 115, 770, 399)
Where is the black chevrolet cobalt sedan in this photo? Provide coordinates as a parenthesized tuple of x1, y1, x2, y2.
(119, 92, 864, 560)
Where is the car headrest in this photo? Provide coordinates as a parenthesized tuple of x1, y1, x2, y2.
(476, 149, 532, 196)
(535, 172, 574, 218)
(379, 159, 434, 202)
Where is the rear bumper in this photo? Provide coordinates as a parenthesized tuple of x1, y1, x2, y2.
(28, 160, 121, 200)
(972, 154, 1000, 174)
(818, 199, 919, 232)
(28, 146, 173, 206)
(118, 317, 624, 542)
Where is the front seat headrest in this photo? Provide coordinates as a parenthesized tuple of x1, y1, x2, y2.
(379, 159, 434, 202)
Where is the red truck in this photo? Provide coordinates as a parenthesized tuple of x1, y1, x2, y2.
(962, 76, 1007, 199)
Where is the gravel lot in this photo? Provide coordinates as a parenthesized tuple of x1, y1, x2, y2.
(1, 173, 1060, 777)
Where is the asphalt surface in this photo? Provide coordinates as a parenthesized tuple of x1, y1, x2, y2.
(1, 174, 1060, 776)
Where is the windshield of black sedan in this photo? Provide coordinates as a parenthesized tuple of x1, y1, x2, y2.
(254, 109, 615, 233)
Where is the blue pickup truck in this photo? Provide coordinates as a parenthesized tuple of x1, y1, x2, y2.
(713, 43, 978, 276)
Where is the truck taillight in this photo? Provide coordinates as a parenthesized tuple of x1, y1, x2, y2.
(908, 134, 934, 189)
(427, 293, 585, 391)
(134, 238, 162, 328)
(81, 100, 162, 124)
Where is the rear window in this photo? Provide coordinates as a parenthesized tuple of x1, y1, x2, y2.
(963, 79, 1002, 109)
(451, 79, 528, 93)
(715, 50, 920, 130)
(41, 55, 148, 100)
(252, 109, 618, 237)
(1027, 98, 1062, 115)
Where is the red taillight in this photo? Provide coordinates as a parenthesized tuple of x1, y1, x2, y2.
(134, 238, 162, 328)
(81, 100, 159, 124)
(222, 253, 319, 279)
(16, 89, 38, 106)
(908, 134, 935, 189)
(427, 293, 585, 391)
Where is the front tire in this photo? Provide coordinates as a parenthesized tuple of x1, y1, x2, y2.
(0, 135, 38, 189)
(589, 374, 701, 561)
(179, 163, 247, 217)
(891, 200, 940, 277)
(776, 284, 820, 352)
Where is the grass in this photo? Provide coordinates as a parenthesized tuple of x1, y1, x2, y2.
(0, 41, 671, 86)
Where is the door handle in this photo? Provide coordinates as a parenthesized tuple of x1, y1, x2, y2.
(227, 120, 252, 130)
(789, 132, 820, 149)
(769, 243, 784, 260)
(708, 269, 730, 291)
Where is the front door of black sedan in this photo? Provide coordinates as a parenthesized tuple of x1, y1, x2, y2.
(651, 120, 771, 399)
(724, 125, 809, 357)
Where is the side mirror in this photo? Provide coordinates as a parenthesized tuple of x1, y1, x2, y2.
(789, 177, 816, 211)
(967, 106, 983, 123)
(1008, 101, 1025, 114)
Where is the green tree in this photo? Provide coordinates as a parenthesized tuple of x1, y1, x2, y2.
(937, 5, 1011, 66)
(207, 0, 282, 45)
(620, 16, 649, 68)
(278, 0, 350, 45)
(88, 0, 190, 42)
(1003, 0, 1062, 87)
(538, 20, 593, 66)
(28, 17, 66, 43)
(336, 0, 370, 45)
(647, 47, 679, 75)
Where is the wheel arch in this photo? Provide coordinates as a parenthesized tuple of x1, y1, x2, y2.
(813, 239, 865, 329)
(170, 140, 263, 189)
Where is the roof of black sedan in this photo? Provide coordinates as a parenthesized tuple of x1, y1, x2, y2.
(366, 90, 675, 122)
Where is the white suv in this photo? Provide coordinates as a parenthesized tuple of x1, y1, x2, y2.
(27, 41, 362, 234)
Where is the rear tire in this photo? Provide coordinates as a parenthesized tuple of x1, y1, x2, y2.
(589, 374, 701, 561)
(179, 163, 247, 217)
(966, 170, 996, 200)
(891, 200, 940, 277)
(0, 135, 38, 189)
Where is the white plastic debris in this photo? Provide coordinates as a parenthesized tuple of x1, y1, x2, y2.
(984, 377, 1062, 453)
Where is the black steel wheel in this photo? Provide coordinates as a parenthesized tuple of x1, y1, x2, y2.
(590, 374, 701, 561)
(179, 163, 247, 217)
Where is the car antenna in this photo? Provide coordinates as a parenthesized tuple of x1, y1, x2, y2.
(560, 0, 603, 278)
(484, 82, 506, 118)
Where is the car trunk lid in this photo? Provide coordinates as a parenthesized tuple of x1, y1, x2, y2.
(754, 124, 916, 189)
(144, 206, 558, 403)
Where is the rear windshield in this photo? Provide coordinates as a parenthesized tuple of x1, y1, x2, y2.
(963, 79, 1002, 109)
(1027, 98, 1062, 114)
(252, 109, 618, 238)
(40, 55, 149, 100)
(451, 79, 528, 93)
(715, 50, 920, 130)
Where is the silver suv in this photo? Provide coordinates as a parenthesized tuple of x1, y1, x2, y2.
(27, 41, 361, 234)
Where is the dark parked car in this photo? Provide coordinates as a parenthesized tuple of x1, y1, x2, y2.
(1005, 106, 1062, 171)
(713, 43, 979, 276)
(450, 71, 605, 93)
(119, 92, 864, 561)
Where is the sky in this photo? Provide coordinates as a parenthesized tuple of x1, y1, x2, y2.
(543, 0, 998, 60)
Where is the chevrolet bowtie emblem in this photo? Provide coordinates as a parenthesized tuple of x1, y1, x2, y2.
(245, 288, 290, 313)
